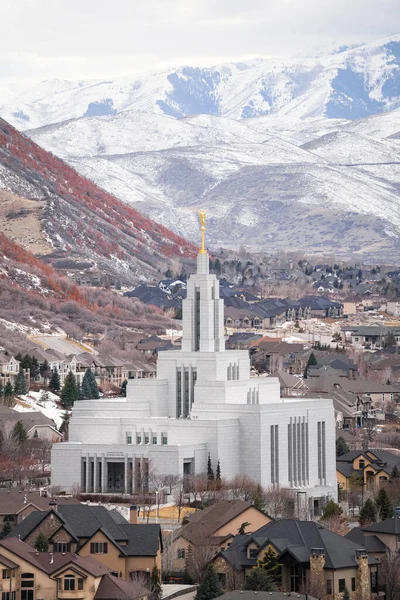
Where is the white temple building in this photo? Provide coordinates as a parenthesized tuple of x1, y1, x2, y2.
(51, 240, 337, 512)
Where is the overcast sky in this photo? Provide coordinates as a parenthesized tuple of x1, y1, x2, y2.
(2, 0, 400, 92)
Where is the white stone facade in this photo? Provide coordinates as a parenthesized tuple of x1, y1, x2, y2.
(51, 251, 337, 505)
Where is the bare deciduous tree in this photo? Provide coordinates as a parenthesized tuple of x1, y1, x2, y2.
(380, 551, 400, 600)
(263, 486, 295, 519)
(185, 532, 219, 583)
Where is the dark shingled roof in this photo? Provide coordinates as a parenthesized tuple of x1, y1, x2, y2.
(0, 490, 79, 516)
(219, 520, 378, 570)
(118, 524, 161, 557)
(221, 594, 316, 600)
(345, 528, 388, 553)
(0, 554, 18, 569)
(363, 516, 400, 534)
(95, 573, 148, 600)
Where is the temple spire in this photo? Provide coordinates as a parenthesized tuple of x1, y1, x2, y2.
(197, 210, 207, 254)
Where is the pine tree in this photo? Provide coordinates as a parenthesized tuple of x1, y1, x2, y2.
(40, 359, 51, 384)
(34, 532, 49, 552)
(322, 500, 343, 520)
(375, 488, 393, 520)
(195, 564, 223, 600)
(336, 437, 350, 457)
(343, 588, 350, 600)
(12, 421, 27, 445)
(391, 465, 400, 480)
(59, 412, 70, 440)
(14, 367, 27, 395)
(149, 565, 162, 600)
(0, 381, 3, 399)
(48, 368, 61, 393)
(207, 454, 214, 480)
(252, 484, 264, 512)
(257, 547, 282, 583)
(80, 369, 99, 399)
(60, 371, 79, 408)
(238, 521, 250, 535)
(0, 521, 11, 539)
(303, 352, 317, 379)
(216, 460, 221, 489)
(4, 381, 13, 405)
(359, 498, 377, 526)
(121, 379, 128, 397)
(244, 568, 275, 591)
(79, 373, 92, 400)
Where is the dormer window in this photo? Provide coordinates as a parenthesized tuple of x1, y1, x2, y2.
(60, 575, 84, 591)
(249, 548, 258, 559)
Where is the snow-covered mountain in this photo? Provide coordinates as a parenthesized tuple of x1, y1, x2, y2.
(3, 35, 400, 129)
(26, 108, 400, 261)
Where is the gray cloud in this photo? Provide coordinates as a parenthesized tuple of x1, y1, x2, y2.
(1, 0, 400, 91)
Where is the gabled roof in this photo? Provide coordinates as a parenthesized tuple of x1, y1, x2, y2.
(0, 538, 111, 576)
(219, 520, 378, 570)
(0, 491, 79, 517)
(345, 528, 388, 552)
(0, 554, 18, 569)
(95, 572, 148, 600)
(118, 524, 161, 557)
(363, 516, 400, 534)
(178, 500, 266, 544)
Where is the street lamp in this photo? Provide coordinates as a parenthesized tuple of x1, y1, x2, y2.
(155, 490, 159, 524)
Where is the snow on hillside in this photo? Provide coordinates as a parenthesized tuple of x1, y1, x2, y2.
(4, 34, 400, 128)
(15, 390, 64, 429)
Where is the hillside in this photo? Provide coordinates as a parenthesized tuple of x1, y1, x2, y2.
(3, 35, 400, 129)
(26, 111, 400, 262)
(0, 118, 196, 284)
(0, 232, 175, 355)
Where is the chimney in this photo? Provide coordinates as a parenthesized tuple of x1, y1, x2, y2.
(130, 505, 138, 524)
(49, 499, 58, 512)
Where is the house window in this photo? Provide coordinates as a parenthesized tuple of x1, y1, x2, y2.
(249, 548, 258, 559)
(90, 542, 108, 554)
(2, 593, 16, 600)
(359, 460, 365, 469)
(53, 542, 71, 553)
(351, 578, 356, 592)
(177, 548, 185, 559)
(355, 337, 359, 342)
(64, 575, 75, 591)
(371, 571, 377, 592)
(338, 579, 346, 593)
(78, 578, 84, 590)
(126, 434, 132, 445)
(2, 570, 10, 579)
(327, 580, 332, 595)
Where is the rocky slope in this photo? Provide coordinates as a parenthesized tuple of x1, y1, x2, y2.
(0, 118, 196, 284)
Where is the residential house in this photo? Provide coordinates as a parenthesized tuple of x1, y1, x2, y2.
(386, 301, 400, 316)
(342, 325, 400, 348)
(172, 500, 271, 574)
(212, 519, 378, 599)
(158, 279, 186, 294)
(75, 354, 128, 388)
(136, 337, 174, 358)
(251, 341, 305, 373)
(7, 503, 162, 581)
(336, 449, 400, 492)
(0, 406, 62, 443)
(272, 371, 310, 397)
(0, 490, 80, 529)
(0, 354, 24, 387)
(0, 536, 148, 600)
(346, 516, 400, 558)
(27, 347, 78, 387)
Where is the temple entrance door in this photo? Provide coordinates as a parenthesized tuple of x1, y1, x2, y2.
(107, 462, 124, 492)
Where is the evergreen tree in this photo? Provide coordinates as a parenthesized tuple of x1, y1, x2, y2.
(195, 564, 223, 600)
(12, 421, 27, 445)
(40, 360, 51, 384)
(149, 565, 162, 600)
(30, 356, 40, 380)
(79, 374, 92, 400)
(48, 368, 61, 393)
(14, 367, 27, 395)
(359, 498, 377, 526)
(391, 465, 400, 480)
(121, 379, 128, 397)
(34, 532, 49, 552)
(4, 381, 13, 405)
(322, 500, 343, 520)
(207, 454, 214, 480)
(303, 352, 317, 379)
(216, 460, 221, 489)
(0, 521, 11, 539)
(257, 547, 282, 583)
(33, 429, 39, 438)
(252, 484, 264, 512)
(59, 412, 70, 440)
(80, 369, 99, 399)
(375, 488, 393, 520)
(0, 381, 3, 400)
(244, 568, 275, 591)
(336, 437, 350, 457)
(343, 588, 350, 600)
(60, 371, 79, 408)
